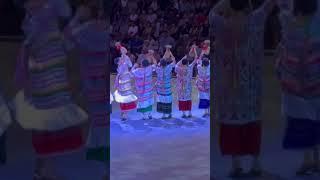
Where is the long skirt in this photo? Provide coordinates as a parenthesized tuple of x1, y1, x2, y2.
(199, 99, 210, 109)
(32, 126, 84, 156)
(178, 100, 192, 111)
(14, 91, 88, 157)
(157, 102, 172, 114)
(283, 117, 320, 149)
(219, 121, 261, 156)
(120, 102, 137, 111)
(137, 105, 152, 113)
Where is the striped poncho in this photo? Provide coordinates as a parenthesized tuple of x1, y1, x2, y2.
(24, 4, 71, 109)
(131, 66, 155, 111)
(13, 2, 87, 131)
(155, 62, 175, 103)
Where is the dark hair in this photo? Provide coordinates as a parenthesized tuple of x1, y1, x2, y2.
(230, 0, 250, 12)
(182, 59, 188, 65)
(293, 0, 317, 16)
(202, 59, 210, 67)
(160, 59, 167, 67)
(142, 59, 150, 67)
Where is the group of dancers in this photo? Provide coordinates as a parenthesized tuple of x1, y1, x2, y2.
(0, 0, 108, 179)
(110, 41, 211, 121)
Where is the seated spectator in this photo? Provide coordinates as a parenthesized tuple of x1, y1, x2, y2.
(128, 34, 143, 54)
(129, 9, 139, 22)
(146, 9, 157, 23)
(128, 22, 139, 37)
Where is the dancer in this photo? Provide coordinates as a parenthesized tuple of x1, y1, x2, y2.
(175, 45, 198, 118)
(131, 58, 155, 120)
(65, 2, 109, 179)
(114, 47, 137, 121)
(201, 40, 211, 57)
(0, 90, 12, 165)
(276, 0, 320, 175)
(196, 55, 210, 118)
(14, 0, 88, 179)
(209, 0, 275, 177)
(155, 45, 176, 119)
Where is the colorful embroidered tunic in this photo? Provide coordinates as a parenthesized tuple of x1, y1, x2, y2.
(114, 58, 137, 111)
(175, 58, 196, 102)
(196, 61, 210, 100)
(209, 1, 273, 124)
(26, 6, 71, 109)
(131, 66, 155, 112)
(155, 62, 175, 113)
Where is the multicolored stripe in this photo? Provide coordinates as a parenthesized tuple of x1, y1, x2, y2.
(156, 64, 174, 103)
(132, 66, 155, 109)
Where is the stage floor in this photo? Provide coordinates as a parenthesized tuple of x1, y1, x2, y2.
(110, 74, 211, 179)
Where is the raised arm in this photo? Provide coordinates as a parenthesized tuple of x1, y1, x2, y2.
(131, 63, 138, 72)
(189, 57, 197, 67)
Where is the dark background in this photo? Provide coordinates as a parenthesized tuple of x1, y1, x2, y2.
(0, 0, 280, 49)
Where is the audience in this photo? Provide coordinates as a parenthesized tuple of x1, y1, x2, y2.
(110, 0, 212, 72)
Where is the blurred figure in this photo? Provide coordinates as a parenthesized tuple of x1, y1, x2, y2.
(209, 0, 275, 177)
(14, 0, 88, 179)
(65, 1, 109, 179)
(276, 0, 320, 176)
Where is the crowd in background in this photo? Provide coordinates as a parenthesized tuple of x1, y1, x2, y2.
(110, 0, 213, 72)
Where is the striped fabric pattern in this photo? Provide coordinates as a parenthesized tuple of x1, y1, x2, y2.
(305, 53, 320, 97)
(132, 66, 155, 109)
(71, 21, 108, 127)
(117, 72, 136, 97)
(24, 6, 72, 109)
(278, 13, 320, 98)
(196, 64, 210, 100)
(175, 65, 194, 101)
(155, 63, 174, 103)
(68, 21, 109, 162)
